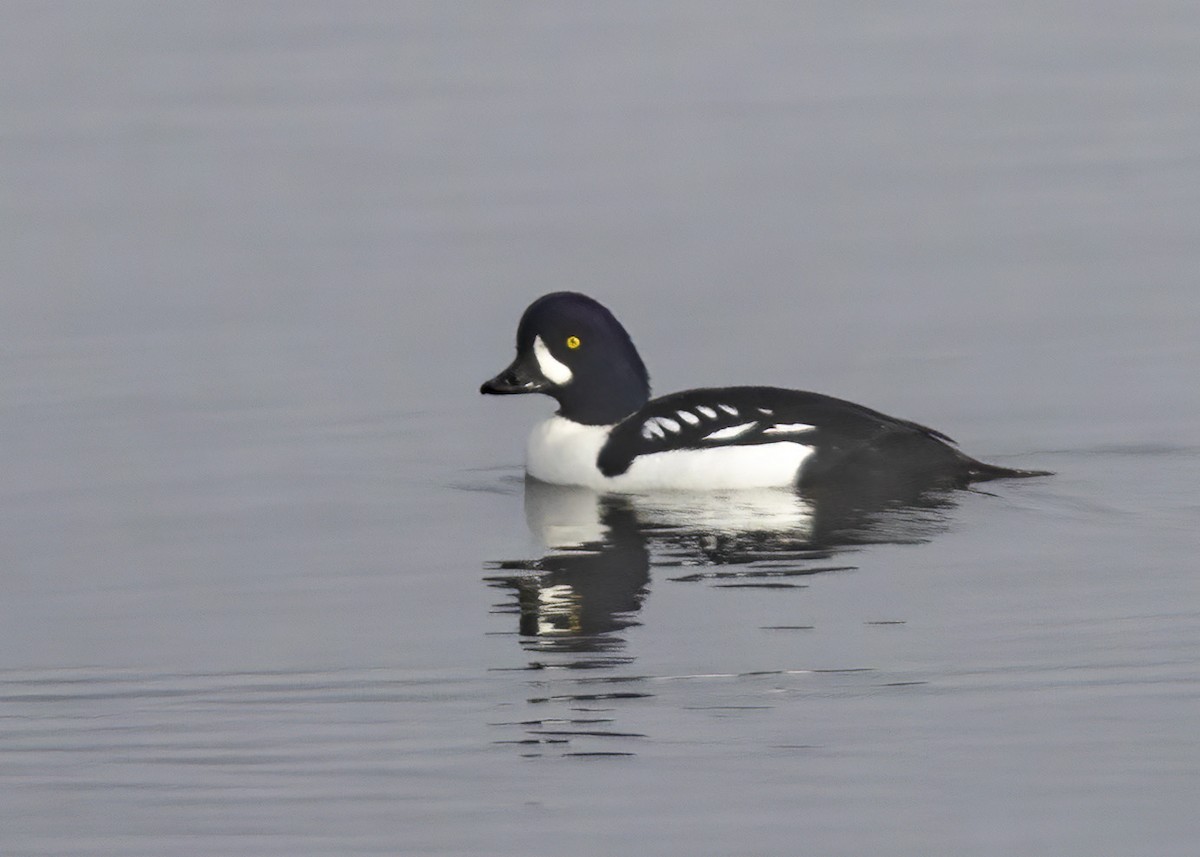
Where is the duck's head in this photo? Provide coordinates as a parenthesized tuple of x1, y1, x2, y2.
(481, 292, 651, 425)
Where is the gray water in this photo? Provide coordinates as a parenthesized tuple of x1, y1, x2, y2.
(3, 3, 1199, 855)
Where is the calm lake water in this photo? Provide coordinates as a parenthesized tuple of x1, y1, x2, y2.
(3, 3, 1199, 855)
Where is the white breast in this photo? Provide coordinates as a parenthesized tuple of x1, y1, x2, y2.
(526, 416, 814, 492)
(526, 417, 612, 488)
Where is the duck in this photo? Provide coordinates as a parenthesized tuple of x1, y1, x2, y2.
(480, 292, 1049, 493)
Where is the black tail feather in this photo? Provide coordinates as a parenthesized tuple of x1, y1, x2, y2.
(963, 460, 1054, 482)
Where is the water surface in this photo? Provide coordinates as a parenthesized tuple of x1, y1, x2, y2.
(2, 3, 1199, 855)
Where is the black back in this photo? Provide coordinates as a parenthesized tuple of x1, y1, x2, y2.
(597, 386, 1012, 490)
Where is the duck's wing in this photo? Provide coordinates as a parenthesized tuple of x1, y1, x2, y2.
(596, 386, 955, 478)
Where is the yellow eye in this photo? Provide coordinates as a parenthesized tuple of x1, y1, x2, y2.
(566, 335, 581, 350)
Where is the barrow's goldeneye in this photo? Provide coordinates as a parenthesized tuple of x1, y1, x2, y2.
(481, 292, 1050, 492)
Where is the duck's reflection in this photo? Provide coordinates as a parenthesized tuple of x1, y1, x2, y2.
(510, 491, 649, 650)
(486, 477, 959, 659)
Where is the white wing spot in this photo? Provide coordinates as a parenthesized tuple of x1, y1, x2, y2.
(676, 409, 701, 426)
(718, 404, 739, 417)
(762, 422, 815, 436)
(641, 421, 665, 440)
(702, 421, 757, 442)
(696, 406, 718, 419)
(641, 416, 682, 439)
(757, 407, 774, 416)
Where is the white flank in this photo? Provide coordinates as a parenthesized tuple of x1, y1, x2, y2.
(676, 409, 701, 425)
(621, 442, 814, 490)
(532, 335, 572, 385)
(696, 405, 718, 419)
(718, 404, 739, 416)
(762, 422, 815, 435)
(526, 416, 814, 491)
(702, 421, 756, 442)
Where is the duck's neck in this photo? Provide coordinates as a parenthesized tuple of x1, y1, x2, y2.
(555, 379, 649, 425)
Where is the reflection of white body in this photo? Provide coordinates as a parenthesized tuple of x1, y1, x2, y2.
(528, 416, 814, 492)
(524, 481, 814, 551)
(524, 482, 611, 549)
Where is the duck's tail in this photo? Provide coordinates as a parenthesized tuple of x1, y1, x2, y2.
(962, 458, 1054, 483)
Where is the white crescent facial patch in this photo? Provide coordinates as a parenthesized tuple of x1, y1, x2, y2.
(532, 335, 573, 385)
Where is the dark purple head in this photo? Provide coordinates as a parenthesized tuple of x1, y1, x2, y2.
(480, 292, 651, 425)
